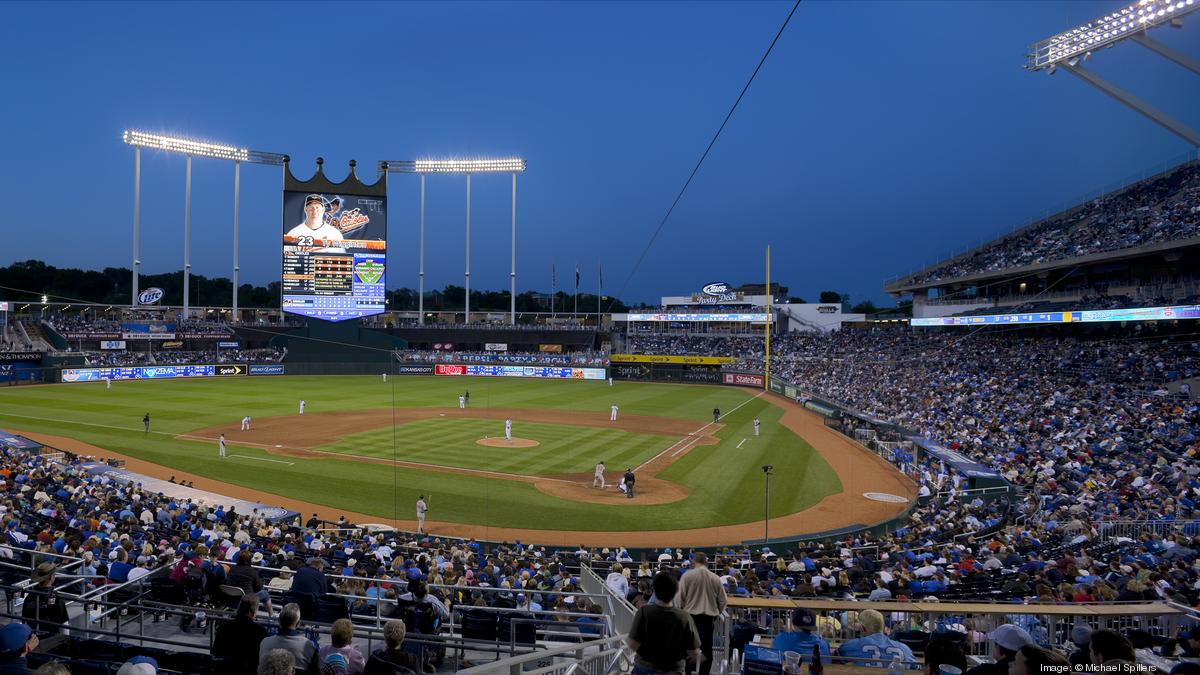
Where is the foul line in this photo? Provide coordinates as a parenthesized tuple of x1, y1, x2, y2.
(634, 390, 765, 472)
(736, 438, 747, 450)
(227, 454, 294, 466)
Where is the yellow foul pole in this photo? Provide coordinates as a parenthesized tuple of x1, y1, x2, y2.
(765, 245, 771, 391)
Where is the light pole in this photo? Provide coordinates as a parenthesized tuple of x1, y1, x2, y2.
(380, 158, 527, 325)
(762, 465, 773, 543)
(122, 131, 285, 313)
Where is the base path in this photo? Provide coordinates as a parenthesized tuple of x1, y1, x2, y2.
(9, 392, 916, 547)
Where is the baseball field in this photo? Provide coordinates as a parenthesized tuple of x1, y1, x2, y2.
(0, 376, 915, 546)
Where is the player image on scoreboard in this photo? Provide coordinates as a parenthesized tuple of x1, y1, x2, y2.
(281, 190, 387, 322)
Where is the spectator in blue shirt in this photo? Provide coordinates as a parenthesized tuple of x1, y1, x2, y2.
(836, 610, 914, 667)
(773, 608, 830, 664)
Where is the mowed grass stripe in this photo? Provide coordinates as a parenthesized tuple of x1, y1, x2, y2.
(0, 376, 844, 530)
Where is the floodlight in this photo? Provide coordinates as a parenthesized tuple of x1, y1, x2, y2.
(383, 158, 527, 174)
(1028, 0, 1199, 71)
(122, 130, 285, 165)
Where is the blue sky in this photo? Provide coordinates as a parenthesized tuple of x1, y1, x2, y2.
(2, 1, 1197, 306)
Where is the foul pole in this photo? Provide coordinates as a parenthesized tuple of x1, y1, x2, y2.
(765, 245, 771, 391)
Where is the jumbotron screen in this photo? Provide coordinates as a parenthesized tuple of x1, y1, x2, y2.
(281, 191, 387, 322)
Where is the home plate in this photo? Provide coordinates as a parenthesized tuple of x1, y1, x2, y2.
(275, 444, 282, 448)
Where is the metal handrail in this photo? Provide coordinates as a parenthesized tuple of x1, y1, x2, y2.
(457, 633, 628, 675)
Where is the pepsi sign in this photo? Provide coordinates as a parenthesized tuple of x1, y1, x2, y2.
(138, 288, 165, 305)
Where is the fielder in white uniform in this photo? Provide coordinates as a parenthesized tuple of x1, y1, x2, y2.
(610, 404, 619, 422)
(299, 399, 306, 415)
(608, 376, 613, 387)
(416, 495, 428, 533)
(593, 461, 606, 489)
(241, 416, 251, 431)
(218, 433, 226, 458)
(105, 377, 111, 390)
(505, 418, 513, 441)
(382, 373, 387, 383)
(458, 395, 465, 409)
(753, 417, 760, 436)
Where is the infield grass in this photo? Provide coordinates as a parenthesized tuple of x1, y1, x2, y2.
(0, 376, 842, 532)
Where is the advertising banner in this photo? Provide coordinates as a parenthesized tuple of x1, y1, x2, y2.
(722, 372, 764, 387)
(217, 341, 241, 349)
(395, 364, 435, 375)
(100, 340, 126, 350)
(0, 352, 43, 363)
(61, 364, 247, 383)
(484, 343, 508, 352)
(433, 364, 604, 380)
(160, 341, 184, 349)
(624, 313, 771, 322)
(0, 430, 43, 451)
(281, 190, 387, 322)
(610, 354, 735, 365)
(911, 304, 1200, 327)
(539, 344, 563, 353)
(249, 364, 286, 376)
(122, 332, 176, 340)
(215, 364, 247, 376)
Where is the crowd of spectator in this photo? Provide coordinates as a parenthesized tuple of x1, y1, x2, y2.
(624, 335, 763, 358)
(82, 348, 284, 367)
(904, 162, 1200, 285)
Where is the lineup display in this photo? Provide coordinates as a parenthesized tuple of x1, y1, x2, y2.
(281, 191, 386, 322)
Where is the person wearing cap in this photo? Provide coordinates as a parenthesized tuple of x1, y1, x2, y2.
(0, 622, 37, 675)
(835, 609, 914, 668)
(676, 552, 726, 675)
(628, 571, 702, 675)
(115, 655, 159, 675)
(964, 624, 1031, 675)
(214, 595, 269, 673)
(287, 194, 345, 248)
(1067, 625, 1093, 669)
(20, 562, 68, 633)
(773, 608, 831, 664)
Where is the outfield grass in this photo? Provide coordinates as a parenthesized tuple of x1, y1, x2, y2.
(322, 419, 675, 476)
(0, 376, 842, 531)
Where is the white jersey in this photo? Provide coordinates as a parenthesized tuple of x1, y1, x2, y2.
(287, 221, 345, 251)
(299, 400, 306, 414)
(595, 464, 605, 477)
(505, 420, 512, 431)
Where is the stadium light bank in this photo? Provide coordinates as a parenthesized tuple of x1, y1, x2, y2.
(1026, 0, 1200, 151)
(379, 158, 529, 325)
(122, 130, 287, 317)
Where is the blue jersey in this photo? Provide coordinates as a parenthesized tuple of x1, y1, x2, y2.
(772, 631, 830, 663)
(836, 633, 914, 668)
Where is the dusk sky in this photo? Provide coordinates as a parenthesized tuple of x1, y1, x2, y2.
(3, 1, 1197, 306)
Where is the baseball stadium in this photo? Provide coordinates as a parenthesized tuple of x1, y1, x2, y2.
(1, 2, 1199, 675)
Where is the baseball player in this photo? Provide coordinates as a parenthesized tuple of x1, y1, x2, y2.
(241, 416, 251, 431)
(623, 468, 635, 499)
(382, 372, 387, 383)
(505, 418, 513, 441)
(593, 461, 606, 489)
(218, 433, 226, 459)
(754, 417, 760, 436)
(299, 399, 306, 415)
(287, 194, 345, 252)
(464, 390, 470, 406)
(712, 407, 720, 424)
(608, 376, 613, 387)
(105, 376, 111, 390)
(143, 413, 150, 434)
(458, 395, 465, 409)
(610, 404, 619, 422)
(416, 495, 429, 534)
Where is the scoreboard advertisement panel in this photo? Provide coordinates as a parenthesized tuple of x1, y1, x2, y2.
(433, 364, 606, 380)
(281, 191, 387, 322)
(61, 364, 248, 382)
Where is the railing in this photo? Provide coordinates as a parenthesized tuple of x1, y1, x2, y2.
(457, 633, 630, 675)
(577, 565, 636, 636)
(1095, 520, 1200, 542)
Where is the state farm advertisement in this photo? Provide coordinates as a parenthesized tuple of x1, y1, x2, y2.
(434, 364, 466, 376)
(723, 372, 764, 387)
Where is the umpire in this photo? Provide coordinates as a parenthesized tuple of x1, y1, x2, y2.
(677, 552, 726, 675)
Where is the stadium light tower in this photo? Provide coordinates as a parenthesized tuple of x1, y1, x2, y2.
(381, 158, 528, 325)
(122, 131, 286, 318)
(1026, 0, 1200, 150)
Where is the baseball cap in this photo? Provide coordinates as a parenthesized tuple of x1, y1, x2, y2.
(792, 608, 816, 629)
(305, 194, 326, 206)
(116, 655, 159, 675)
(988, 624, 1033, 651)
(0, 623, 33, 655)
(1071, 625, 1093, 647)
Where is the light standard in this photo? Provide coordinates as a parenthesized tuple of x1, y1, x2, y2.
(122, 131, 285, 318)
(762, 465, 773, 543)
(380, 158, 527, 324)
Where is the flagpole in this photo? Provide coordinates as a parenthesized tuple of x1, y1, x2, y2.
(551, 264, 556, 319)
(574, 265, 579, 319)
(597, 264, 602, 326)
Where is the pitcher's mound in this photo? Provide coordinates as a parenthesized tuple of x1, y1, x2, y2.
(477, 437, 540, 448)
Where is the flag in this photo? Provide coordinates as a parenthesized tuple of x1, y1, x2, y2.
(575, 265, 580, 290)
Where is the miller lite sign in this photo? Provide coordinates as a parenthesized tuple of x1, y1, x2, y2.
(138, 288, 165, 305)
